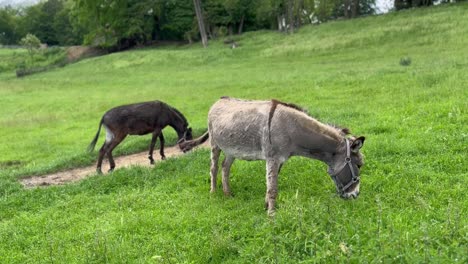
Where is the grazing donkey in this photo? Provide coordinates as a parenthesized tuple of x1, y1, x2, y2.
(179, 97, 365, 214)
(88, 100, 192, 174)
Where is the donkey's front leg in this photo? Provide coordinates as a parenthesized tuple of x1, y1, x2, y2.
(221, 156, 235, 196)
(159, 133, 166, 160)
(148, 129, 161, 164)
(210, 145, 221, 193)
(265, 159, 282, 215)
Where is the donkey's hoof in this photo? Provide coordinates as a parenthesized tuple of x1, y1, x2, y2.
(96, 168, 103, 175)
(161, 156, 166, 161)
(267, 209, 276, 217)
(108, 168, 114, 173)
(150, 160, 155, 165)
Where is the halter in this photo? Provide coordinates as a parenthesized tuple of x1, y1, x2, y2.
(328, 138, 360, 194)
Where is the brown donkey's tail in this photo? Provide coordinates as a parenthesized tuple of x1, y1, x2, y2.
(87, 118, 103, 152)
(178, 131, 209, 152)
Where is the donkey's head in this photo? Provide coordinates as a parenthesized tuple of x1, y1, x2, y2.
(177, 127, 193, 142)
(328, 136, 365, 199)
(184, 127, 193, 140)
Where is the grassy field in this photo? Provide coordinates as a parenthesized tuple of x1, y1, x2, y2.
(0, 3, 467, 263)
(0, 47, 67, 76)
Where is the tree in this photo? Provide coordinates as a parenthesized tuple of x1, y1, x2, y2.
(53, 3, 84, 45)
(75, 0, 161, 49)
(394, 0, 433, 10)
(18, 0, 64, 46)
(0, 7, 20, 45)
(339, 0, 375, 19)
(19, 33, 41, 60)
(157, 0, 195, 41)
(193, 0, 208, 47)
(223, 0, 254, 34)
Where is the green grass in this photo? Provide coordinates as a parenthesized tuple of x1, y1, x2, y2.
(0, 47, 67, 75)
(1, 3, 467, 263)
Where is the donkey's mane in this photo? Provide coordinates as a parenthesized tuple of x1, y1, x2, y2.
(168, 105, 188, 126)
(268, 99, 309, 143)
(268, 99, 349, 142)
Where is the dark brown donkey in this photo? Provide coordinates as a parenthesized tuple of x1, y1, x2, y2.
(88, 100, 192, 174)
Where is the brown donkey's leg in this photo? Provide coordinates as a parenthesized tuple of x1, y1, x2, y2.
(221, 156, 235, 196)
(106, 134, 127, 172)
(148, 129, 162, 164)
(96, 142, 110, 174)
(265, 159, 282, 216)
(158, 132, 165, 160)
(210, 144, 221, 193)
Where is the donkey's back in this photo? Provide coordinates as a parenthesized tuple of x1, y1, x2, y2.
(103, 101, 169, 135)
(208, 98, 272, 160)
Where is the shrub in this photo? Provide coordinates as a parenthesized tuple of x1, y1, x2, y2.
(19, 34, 41, 60)
(400, 56, 412, 66)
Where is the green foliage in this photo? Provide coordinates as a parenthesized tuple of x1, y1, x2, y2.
(400, 56, 412, 66)
(1, 0, 381, 48)
(9, 0, 81, 46)
(0, 7, 20, 45)
(0, 46, 67, 75)
(19, 33, 41, 59)
(158, 0, 195, 41)
(75, 0, 159, 48)
(395, 0, 435, 11)
(0, 3, 468, 263)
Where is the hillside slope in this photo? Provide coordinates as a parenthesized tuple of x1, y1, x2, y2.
(0, 3, 467, 263)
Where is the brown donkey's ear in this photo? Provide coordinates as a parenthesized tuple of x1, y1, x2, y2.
(351, 136, 365, 153)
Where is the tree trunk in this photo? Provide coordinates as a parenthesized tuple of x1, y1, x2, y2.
(394, 0, 403, 10)
(351, 0, 359, 18)
(296, 0, 303, 28)
(228, 24, 233, 37)
(193, 0, 208, 48)
(238, 14, 245, 34)
(277, 14, 283, 32)
(344, 0, 350, 18)
(288, 0, 294, 34)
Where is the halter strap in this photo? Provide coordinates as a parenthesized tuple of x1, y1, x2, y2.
(329, 138, 359, 193)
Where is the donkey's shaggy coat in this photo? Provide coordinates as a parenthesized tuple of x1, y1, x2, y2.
(179, 97, 365, 214)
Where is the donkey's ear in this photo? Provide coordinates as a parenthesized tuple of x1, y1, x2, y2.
(351, 136, 365, 152)
(188, 127, 192, 132)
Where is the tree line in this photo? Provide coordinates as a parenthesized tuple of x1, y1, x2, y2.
(0, 0, 454, 50)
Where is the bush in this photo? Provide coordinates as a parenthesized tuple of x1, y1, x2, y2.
(400, 56, 412, 66)
(19, 34, 41, 60)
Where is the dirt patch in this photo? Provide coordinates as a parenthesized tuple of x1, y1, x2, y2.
(20, 142, 209, 188)
(66, 46, 106, 62)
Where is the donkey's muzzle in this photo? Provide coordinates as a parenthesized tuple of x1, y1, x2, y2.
(340, 190, 359, 199)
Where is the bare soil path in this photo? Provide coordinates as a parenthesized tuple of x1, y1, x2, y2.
(20, 143, 209, 188)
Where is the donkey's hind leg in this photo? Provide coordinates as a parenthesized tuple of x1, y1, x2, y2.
(148, 129, 162, 164)
(106, 134, 126, 172)
(96, 142, 110, 174)
(210, 145, 221, 193)
(221, 155, 235, 196)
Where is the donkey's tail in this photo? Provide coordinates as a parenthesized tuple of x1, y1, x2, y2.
(87, 118, 103, 152)
(178, 131, 209, 152)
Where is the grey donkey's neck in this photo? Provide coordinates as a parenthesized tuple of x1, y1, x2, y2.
(292, 123, 344, 166)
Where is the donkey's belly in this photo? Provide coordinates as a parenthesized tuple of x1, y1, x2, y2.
(210, 125, 266, 161)
(219, 143, 265, 161)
